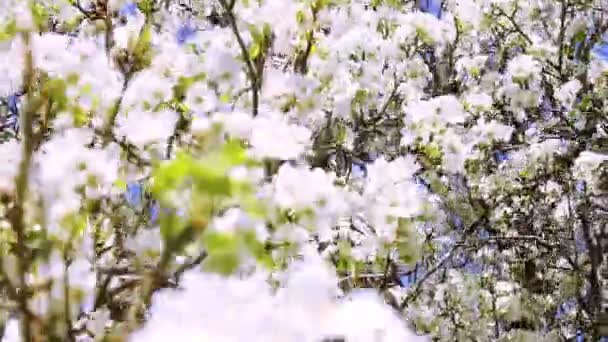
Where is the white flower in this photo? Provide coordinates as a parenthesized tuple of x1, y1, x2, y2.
(0, 43, 24, 95)
(1, 319, 20, 342)
(202, 30, 242, 83)
(13, 1, 33, 31)
(473, 120, 514, 143)
(438, 131, 470, 173)
(113, 13, 146, 51)
(529, 36, 558, 58)
(360, 157, 425, 244)
(273, 164, 336, 210)
(506, 54, 540, 81)
(125, 228, 162, 255)
(190, 113, 212, 135)
(282, 248, 339, 307)
(238, 1, 301, 55)
(405, 95, 466, 125)
(322, 290, 428, 342)
(0, 140, 21, 192)
(365, 156, 419, 195)
(574, 151, 608, 183)
(210, 207, 268, 240)
(250, 114, 311, 160)
(122, 71, 174, 111)
(212, 111, 255, 140)
(503, 86, 542, 110)
(33, 127, 119, 239)
(544, 180, 561, 195)
(107, 0, 130, 12)
(555, 79, 582, 110)
(117, 109, 178, 148)
(451, 0, 482, 29)
(465, 93, 493, 111)
(495, 281, 516, 294)
(588, 58, 608, 84)
(565, 13, 591, 41)
(86, 309, 111, 337)
(553, 198, 569, 220)
(528, 139, 566, 161)
(185, 83, 218, 114)
(68, 258, 96, 310)
(150, 37, 204, 79)
(401, 12, 455, 46)
(131, 250, 420, 342)
(456, 55, 488, 78)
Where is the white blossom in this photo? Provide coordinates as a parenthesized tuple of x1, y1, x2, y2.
(555, 79, 582, 110)
(116, 109, 178, 148)
(506, 55, 540, 81)
(250, 114, 311, 160)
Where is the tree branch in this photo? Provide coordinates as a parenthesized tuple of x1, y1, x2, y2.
(219, 0, 260, 117)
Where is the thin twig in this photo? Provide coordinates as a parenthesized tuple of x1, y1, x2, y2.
(399, 242, 464, 310)
(218, 0, 260, 117)
(10, 31, 38, 342)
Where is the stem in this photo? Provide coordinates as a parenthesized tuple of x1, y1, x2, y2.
(399, 242, 464, 310)
(125, 223, 197, 332)
(495, 5, 532, 45)
(380, 253, 392, 290)
(294, 4, 318, 74)
(219, 0, 260, 117)
(104, 14, 114, 58)
(63, 256, 74, 342)
(12, 31, 36, 342)
(103, 77, 130, 144)
(557, 0, 568, 78)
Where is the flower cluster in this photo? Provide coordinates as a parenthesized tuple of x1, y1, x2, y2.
(0, 0, 608, 341)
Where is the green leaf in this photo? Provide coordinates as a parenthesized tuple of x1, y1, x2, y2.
(31, 3, 49, 31)
(133, 24, 154, 70)
(151, 151, 193, 201)
(114, 178, 128, 191)
(0, 19, 17, 42)
(203, 252, 240, 275)
(61, 212, 87, 237)
(296, 10, 306, 24)
(262, 23, 272, 40)
(353, 89, 368, 105)
(415, 26, 433, 45)
(395, 217, 421, 266)
(159, 208, 187, 243)
(248, 24, 263, 45)
(572, 30, 586, 44)
(66, 73, 79, 85)
(152, 140, 248, 202)
(214, 92, 228, 104)
(172, 73, 206, 100)
(42, 78, 68, 117)
(221, 139, 248, 164)
(137, 0, 155, 15)
(386, 0, 401, 8)
(202, 231, 241, 275)
(241, 230, 273, 268)
(173, 76, 195, 100)
(313, 0, 333, 11)
(72, 105, 89, 127)
(204, 231, 239, 254)
(249, 42, 261, 60)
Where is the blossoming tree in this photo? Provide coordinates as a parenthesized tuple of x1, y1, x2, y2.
(0, 0, 608, 341)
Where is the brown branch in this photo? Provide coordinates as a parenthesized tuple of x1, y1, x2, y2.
(218, 0, 260, 117)
(399, 242, 465, 310)
(10, 32, 38, 342)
